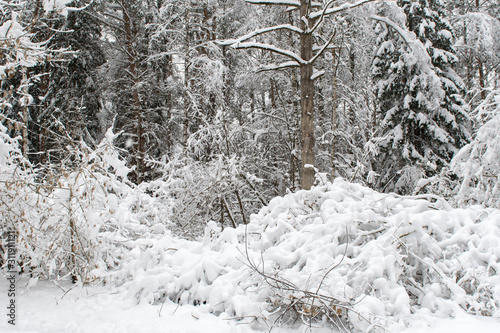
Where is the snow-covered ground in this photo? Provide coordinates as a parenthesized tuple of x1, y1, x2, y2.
(3, 179, 500, 333)
(1, 278, 500, 333)
(0, 279, 257, 333)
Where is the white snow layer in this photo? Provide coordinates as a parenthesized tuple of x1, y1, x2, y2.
(106, 179, 500, 332)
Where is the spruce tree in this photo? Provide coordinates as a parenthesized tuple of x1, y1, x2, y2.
(34, 7, 105, 165)
(372, 0, 470, 194)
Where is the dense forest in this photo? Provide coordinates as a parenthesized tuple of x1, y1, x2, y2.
(1, 0, 500, 332)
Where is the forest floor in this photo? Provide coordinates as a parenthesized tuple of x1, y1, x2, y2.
(1, 278, 500, 333)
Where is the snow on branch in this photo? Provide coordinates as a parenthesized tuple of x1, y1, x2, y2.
(370, 15, 437, 74)
(246, 0, 299, 5)
(370, 15, 413, 47)
(245, 0, 322, 7)
(309, 0, 376, 20)
(43, 0, 94, 17)
(218, 24, 303, 46)
(257, 61, 299, 72)
(308, 30, 336, 65)
(228, 41, 305, 65)
(311, 69, 325, 80)
(64, 0, 95, 15)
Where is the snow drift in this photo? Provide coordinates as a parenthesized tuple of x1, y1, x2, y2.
(110, 179, 500, 332)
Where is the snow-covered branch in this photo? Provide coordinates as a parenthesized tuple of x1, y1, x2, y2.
(229, 41, 305, 65)
(370, 15, 435, 71)
(309, 0, 376, 20)
(308, 30, 336, 65)
(311, 69, 325, 80)
(244, 0, 322, 7)
(309, 0, 337, 33)
(245, 0, 299, 5)
(370, 15, 412, 47)
(218, 24, 303, 46)
(257, 61, 299, 72)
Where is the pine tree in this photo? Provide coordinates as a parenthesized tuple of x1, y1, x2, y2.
(372, 1, 470, 194)
(399, 0, 469, 147)
(34, 5, 105, 166)
(99, 0, 174, 183)
(1, 1, 105, 167)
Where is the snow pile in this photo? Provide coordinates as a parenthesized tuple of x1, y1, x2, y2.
(115, 179, 500, 332)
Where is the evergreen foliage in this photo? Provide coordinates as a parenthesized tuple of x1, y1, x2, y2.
(372, 0, 470, 194)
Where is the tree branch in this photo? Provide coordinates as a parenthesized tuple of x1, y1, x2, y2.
(257, 61, 300, 72)
(309, 0, 377, 20)
(230, 41, 305, 64)
(309, 29, 336, 65)
(245, 0, 322, 7)
(219, 24, 303, 46)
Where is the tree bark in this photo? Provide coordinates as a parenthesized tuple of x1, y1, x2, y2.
(21, 69, 29, 160)
(122, 1, 144, 182)
(300, 0, 315, 190)
(478, 58, 486, 100)
(331, 51, 338, 179)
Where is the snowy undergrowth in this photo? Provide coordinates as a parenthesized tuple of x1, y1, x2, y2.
(449, 90, 500, 208)
(112, 179, 500, 332)
(0, 126, 172, 282)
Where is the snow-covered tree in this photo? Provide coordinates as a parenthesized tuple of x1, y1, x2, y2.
(450, 89, 500, 208)
(371, 0, 470, 194)
(222, 0, 377, 190)
(447, 0, 500, 105)
(1, 0, 103, 168)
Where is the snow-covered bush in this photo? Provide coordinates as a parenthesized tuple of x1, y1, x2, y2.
(0, 120, 37, 269)
(1, 126, 171, 283)
(449, 90, 500, 208)
(115, 179, 500, 332)
(142, 152, 263, 238)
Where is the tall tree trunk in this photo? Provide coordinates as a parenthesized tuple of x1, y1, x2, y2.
(300, 0, 315, 190)
(123, 2, 144, 182)
(183, 5, 190, 150)
(331, 51, 338, 179)
(21, 69, 29, 159)
(69, 188, 77, 283)
(478, 58, 486, 100)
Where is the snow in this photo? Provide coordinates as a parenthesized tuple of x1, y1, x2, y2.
(86, 178, 500, 332)
(402, 309, 500, 333)
(43, 0, 75, 17)
(0, 280, 258, 333)
(2, 122, 500, 332)
(2, 278, 500, 333)
(245, 0, 300, 6)
(450, 90, 500, 208)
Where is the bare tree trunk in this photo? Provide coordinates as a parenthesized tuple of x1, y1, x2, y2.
(270, 78, 277, 109)
(69, 188, 77, 283)
(331, 46, 341, 179)
(291, 68, 300, 190)
(21, 69, 29, 159)
(220, 196, 224, 230)
(122, 2, 144, 182)
(331, 63, 337, 179)
(478, 58, 486, 100)
(300, 0, 315, 190)
(183, 5, 190, 150)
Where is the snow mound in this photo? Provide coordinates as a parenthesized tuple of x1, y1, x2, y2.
(115, 179, 500, 332)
